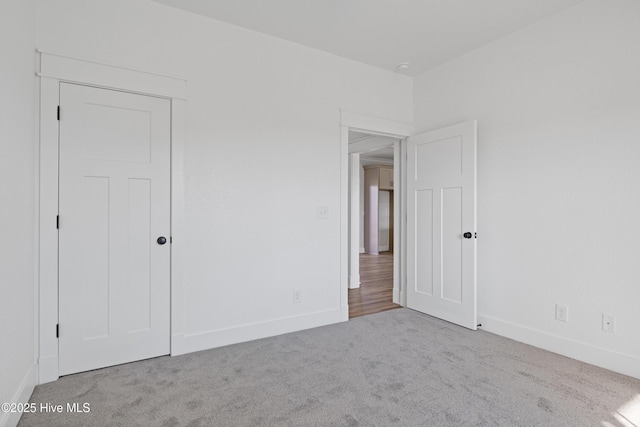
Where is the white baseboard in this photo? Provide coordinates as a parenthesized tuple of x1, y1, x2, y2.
(478, 314, 640, 380)
(183, 308, 342, 354)
(359, 247, 365, 253)
(1, 364, 37, 427)
(349, 274, 360, 289)
(379, 245, 389, 252)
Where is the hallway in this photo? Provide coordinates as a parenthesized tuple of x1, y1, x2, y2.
(348, 252, 401, 318)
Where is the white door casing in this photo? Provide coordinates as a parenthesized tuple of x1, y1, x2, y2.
(406, 121, 477, 330)
(58, 83, 171, 375)
(339, 110, 414, 320)
(38, 51, 187, 384)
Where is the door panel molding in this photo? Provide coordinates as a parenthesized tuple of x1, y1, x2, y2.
(38, 52, 186, 384)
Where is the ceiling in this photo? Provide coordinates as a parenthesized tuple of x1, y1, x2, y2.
(152, 0, 584, 76)
(348, 131, 371, 142)
(360, 147, 394, 167)
(349, 131, 394, 166)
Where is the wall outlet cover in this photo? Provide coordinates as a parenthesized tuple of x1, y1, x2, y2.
(555, 304, 568, 322)
(317, 207, 329, 219)
(602, 314, 615, 333)
(293, 289, 302, 304)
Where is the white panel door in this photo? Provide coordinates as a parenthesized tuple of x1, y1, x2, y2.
(406, 121, 477, 330)
(58, 83, 171, 375)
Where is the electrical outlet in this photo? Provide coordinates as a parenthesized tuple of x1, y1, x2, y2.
(555, 304, 568, 322)
(317, 207, 329, 220)
(293, 289, 302, 304)
(602, 314, 615, 333)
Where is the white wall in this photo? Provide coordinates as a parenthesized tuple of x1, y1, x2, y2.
(360, 166, 365, 253)
(36, 0, 412, 353)
(414, 0, 640, 378)
(378, 190, 390, 251)
(0, 0, 37, 425)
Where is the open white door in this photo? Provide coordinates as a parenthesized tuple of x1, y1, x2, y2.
(58, 83, 171, 375)
(406, 121, 477, 330)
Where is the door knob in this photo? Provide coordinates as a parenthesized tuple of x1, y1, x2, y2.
(463, 232, 473, 239)
(157, 236, 167, 245)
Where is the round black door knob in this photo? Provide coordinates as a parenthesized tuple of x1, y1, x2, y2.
(463, 232, 473, 239)
(157, 236, 167, 245)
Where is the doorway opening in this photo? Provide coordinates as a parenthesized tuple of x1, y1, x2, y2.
(348, 131, 402, 318)
(339, 112, 477, 330)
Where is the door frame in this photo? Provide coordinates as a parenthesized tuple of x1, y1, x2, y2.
(339, 109, 413, 319)
(37, 51, 187, 383)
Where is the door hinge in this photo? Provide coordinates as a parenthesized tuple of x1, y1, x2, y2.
(57, 106, 60, 121)
(56, 215, 59, 229)
(170, 236, 173, 244)
(475, 232, 477, 239)
(56, 324, 59, 338)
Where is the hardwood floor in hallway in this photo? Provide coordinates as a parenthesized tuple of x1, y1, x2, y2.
(348, 251, 401, 318)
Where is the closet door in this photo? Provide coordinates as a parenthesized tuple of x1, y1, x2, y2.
(58, 83, 171, 375)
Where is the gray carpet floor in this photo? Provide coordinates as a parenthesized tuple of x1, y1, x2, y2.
(19, 309, 640, 426)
